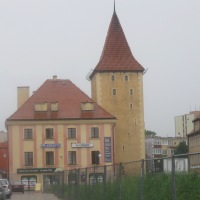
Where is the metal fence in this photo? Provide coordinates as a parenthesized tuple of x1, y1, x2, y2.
(46, 152, 200, 200)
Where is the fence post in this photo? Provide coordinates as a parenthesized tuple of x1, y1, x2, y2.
(76, 168, 80, 199)
(140, 159, 145, 200)
(118, 163, 122, 200)
(104, 165, 107, 200)
(172, 155, 176, 200)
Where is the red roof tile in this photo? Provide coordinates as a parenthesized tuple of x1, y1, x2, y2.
(7, 79, 115, 121)
(90, 11, 144, 79)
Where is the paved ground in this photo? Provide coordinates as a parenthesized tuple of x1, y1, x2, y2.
(9, 191, 60, 200)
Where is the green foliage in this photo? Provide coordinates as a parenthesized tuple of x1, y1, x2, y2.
(174, 141, 188, 155)
(53, 172, 200, 200)
(145, 129, 157, 136)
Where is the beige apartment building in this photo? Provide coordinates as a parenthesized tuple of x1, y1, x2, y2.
(6, 78, 116, 190)
(145, 136, 187, 172)
(175, 111, 200, 137)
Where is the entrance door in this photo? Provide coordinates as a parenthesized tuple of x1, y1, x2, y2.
(21, 176, 37, 191)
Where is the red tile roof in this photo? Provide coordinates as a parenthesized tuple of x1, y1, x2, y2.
(90, 11, 144, 79)
(7, 79, 115, 121)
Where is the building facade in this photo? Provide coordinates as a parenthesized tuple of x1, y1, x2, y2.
(89, 10, 145, 164)
(6, 78, 116, 190)
(175, 111, 200, 137)
(187, 115, 200, 170)
(0, 142, 8, 178)
(0, 131, 8, 178)
(145, 136, 187, 172)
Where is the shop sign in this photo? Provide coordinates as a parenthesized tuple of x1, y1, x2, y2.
(104, 137, 112, 162)
(41, 143, 61, 148)
(71, 143, 93, 148)
(17, 168, 56, 174)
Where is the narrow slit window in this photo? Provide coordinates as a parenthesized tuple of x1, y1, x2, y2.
(113, 89, 116, 95)
(111, 75, 115, 81)
(130, 89, 133, 95)
(124, 75, 128, 81)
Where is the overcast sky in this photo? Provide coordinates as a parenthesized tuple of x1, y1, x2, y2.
(0, 0, 200, 136)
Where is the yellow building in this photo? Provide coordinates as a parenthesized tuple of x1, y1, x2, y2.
(188, 116, 200, 170)
(6, 77, 116, 190)
(89, 10, 145, 164)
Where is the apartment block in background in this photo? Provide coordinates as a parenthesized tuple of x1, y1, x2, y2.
(145, 136, 187, 172)
(175, 111, 200, 137)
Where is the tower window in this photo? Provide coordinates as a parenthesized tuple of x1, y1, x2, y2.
(124, 75, 129, 81)
(111, 75, 115, 81)
(130, 88, 133, 95)
(112, 89, 116, 95)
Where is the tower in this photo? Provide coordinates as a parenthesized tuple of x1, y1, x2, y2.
(89, 9, 145, 164)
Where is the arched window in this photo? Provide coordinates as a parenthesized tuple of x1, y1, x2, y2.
(112, 89, 116, 95)
(124, 75, 128, 81)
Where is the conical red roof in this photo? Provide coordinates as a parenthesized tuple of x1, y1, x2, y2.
(90, 11, 144, 79)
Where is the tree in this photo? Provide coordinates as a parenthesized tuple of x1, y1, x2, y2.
(174, 141, 188, 155)
(145, 129, 157, 136)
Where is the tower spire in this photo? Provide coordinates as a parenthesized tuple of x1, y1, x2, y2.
(114, 0, 116, 13)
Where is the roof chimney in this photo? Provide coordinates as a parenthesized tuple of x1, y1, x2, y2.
(17, 86, 30, 109)
(53, 75, 57, 81)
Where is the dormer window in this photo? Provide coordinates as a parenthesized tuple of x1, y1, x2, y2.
(81, 102, 94, 111)
(35, 102, 48, 111)
(51, 102, 58, 111)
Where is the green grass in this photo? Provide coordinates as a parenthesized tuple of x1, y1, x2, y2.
(51, 172, 200, 200)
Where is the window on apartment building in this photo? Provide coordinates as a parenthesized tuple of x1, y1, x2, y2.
(24, 128, 33, 139)
(68, 128, 76, 138)
(24, 152, 33, 166)
(68, 151, 76, 165)
(46, 151, 54, 165)
(46, 128, 54, 139)
(91, 151, 100, 164)
(91, 127, 99, 138)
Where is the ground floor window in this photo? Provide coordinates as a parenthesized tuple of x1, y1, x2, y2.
(21, 176, 37, 191)
(91, 151, 100, 164)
